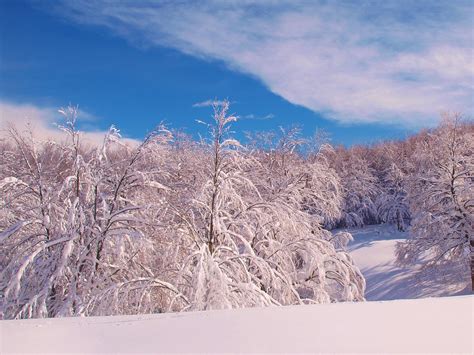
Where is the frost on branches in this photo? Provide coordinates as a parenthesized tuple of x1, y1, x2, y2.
(397, 114, 474, 290)
(0, 102, 364, 319)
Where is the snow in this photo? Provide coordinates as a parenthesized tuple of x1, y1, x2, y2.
(346, 224, 470, 300)
(1, 295, 472, 353)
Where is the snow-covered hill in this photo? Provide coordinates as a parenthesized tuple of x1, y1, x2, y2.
(346, 224, 470, 300)
(1, 295, 472, 353)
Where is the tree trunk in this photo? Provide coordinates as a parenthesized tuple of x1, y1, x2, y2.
(47, 285, 57, 318)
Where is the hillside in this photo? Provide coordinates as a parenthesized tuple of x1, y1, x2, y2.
(1, 295, 472, 353)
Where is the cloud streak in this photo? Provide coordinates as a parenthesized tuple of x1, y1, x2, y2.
(51, 0, 473, 126)
(241, 113, 275, 121)
(192, 99, 228, 108)
(0, 101, 138, 146)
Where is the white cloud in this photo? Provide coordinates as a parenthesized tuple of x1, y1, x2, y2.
(0, 101, 138, 146)
(241, 113, 274, 121)
(192, 99, 228, 108)
(52, 0, 473, 126)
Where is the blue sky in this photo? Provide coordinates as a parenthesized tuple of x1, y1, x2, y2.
(0, 1, 472, 145)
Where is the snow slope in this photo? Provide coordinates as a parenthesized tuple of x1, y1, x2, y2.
(1, 295, 473, 354)
(346, 224, 471, 300)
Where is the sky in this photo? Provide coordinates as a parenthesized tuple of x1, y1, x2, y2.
(0, 0, 473, 146)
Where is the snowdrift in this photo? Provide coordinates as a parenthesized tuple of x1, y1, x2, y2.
(1, 295, 472, 353)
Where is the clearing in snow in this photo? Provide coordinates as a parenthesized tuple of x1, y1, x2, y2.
(346, 224, 471, 300)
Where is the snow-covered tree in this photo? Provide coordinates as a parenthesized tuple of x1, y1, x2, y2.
(330, 147, 379, 227)
(0, 107, 183, 318)
(168, 102, 364, 310)
(377, 162, 410, 231)
(397, 114, 474, 290)
(249, 124, 364, 302)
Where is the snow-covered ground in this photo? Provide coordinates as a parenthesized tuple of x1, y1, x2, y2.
(2, 295, 473, 353)
(345, 224, 471, 300)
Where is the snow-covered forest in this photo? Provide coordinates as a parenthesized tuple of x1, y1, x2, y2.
(0, 102, 473, 319)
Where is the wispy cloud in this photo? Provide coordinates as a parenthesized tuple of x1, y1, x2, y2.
(192, 99, 228, 108)
(241, 113, 275, 121)
(50, 0, 474, 126)
(0, 101, 138, 145)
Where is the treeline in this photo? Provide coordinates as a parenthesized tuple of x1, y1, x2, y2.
(0, 102, 472, 319)
(331, 114, 473, 291)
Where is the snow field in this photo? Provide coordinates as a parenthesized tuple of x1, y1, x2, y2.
(1, 295, 472, 353)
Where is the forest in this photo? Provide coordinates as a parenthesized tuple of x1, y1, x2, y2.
(0, 101, 472, 319)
